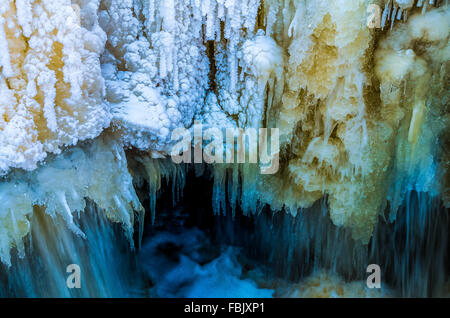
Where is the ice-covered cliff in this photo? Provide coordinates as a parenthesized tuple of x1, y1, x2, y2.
(0, 0, 449, 274)
(0, 0, 110, 173)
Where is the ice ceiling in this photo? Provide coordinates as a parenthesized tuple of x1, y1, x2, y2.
(0, 0, 449, 265)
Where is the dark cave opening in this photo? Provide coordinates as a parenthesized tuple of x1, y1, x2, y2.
(137, 163, 450, 297)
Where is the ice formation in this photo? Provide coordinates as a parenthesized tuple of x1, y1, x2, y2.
(0, 0, 449, 297)
(0, 0, 110, 173)
(0, 136, 143, 265)
(268, 0, 449, 242)
(207, 0, 449, 242)
(100, 0, 210, 152)
(196, 0, 449, 242)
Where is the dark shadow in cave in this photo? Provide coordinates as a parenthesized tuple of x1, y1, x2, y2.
(138, 163, 450, 297)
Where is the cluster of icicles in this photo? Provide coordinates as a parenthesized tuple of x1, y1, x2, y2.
(147, 0, 260, 94)
(383, 0, 445, 29)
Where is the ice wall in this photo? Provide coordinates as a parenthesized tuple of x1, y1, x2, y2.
(99, 0, 210, 153)
(206, 0, 449, 242)
(99, 0, 278, 152)
(0, 0, 110, 173)
(0, 0, 448, 268)
(0, 135, 143, 266)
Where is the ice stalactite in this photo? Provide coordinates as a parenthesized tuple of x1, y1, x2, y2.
(202, 0, 284, 131)
(379, 0, 445, 30)
(204, 0, 449, 243)
(0, 0, 110, 174)
(127, 154, 186, 238)
(117, 0, 448, 244)
(375, 6, 449, 218)
(210, 163, 273, 218)
(222, 0, 389, 242)
(100, 0, 276, 157)
(100, 0, 210, 153)
(238, 34, 284, 128)
(98, 0, 287, 234)
(0, 135, 143, 266)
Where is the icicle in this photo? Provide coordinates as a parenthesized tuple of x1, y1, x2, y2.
(282, 0, 291, 43)
(391, 6, 398, 29)
(241, 0, 249, 29)
(56, 191, 86, 239)
(114, 144, 122, 161)
(167, 43, 173, 74)
(212, 168, 227, 216)
(171, 169, 177, 207)
(159, 47, 167, 78)
(0, 16, 13, 78)
(137, 208, 145, 249)
(227, 166, 239, 218)
(381, 0, 391, 29)
(149, 187, 156, 224)
(202, 0, 210, 16)
(205, 0, 216, 40)
(161, 0, 175, 32)
(15, 0, 33, 38)
(247, 0, 259, 33)
(216, 13, 222, 41)
(113, 195, 134, 244)
(223, 0, 233, 40)
(397, 8, 403, 20)
(39, 71, 58, 132)
(217, 1, 225, 20)
(176, 165, 185, 203)
(231, 1, 241, 32)
(288, 16, 296, 38)
(267, 77, 275, 118)
(173, 51, 179, 91)
(71, 189, 81, 203)
(422, 0, 428, 14)
(192, 2, 202, 37)
(266, 4, 278, 37)
(2, 201, 140, 296)
(10, 210, 19, 236)
(149, 0, 155, 24)
(229, 38, 237, 93)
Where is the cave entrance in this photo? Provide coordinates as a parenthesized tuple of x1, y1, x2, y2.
(135, 162, 450, 297)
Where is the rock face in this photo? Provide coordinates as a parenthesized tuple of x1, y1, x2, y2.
(0, 0, 448, 263)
